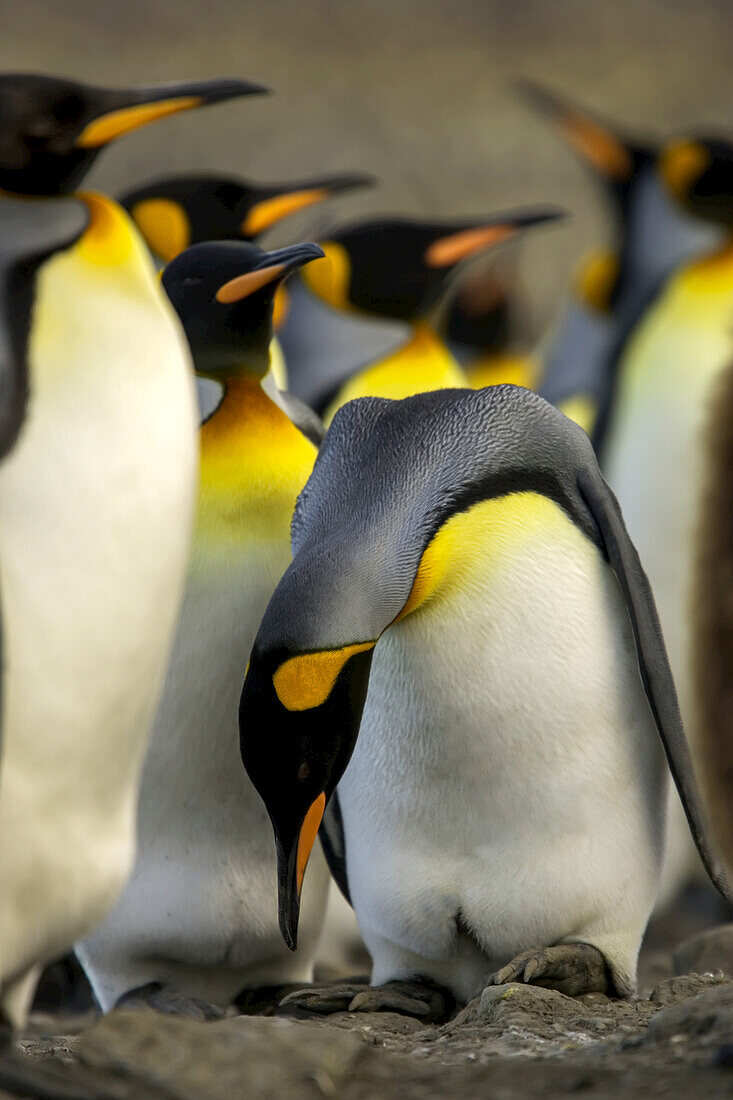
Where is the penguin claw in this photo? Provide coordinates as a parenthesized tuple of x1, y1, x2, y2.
(279, 978, 454, 1022)
(489, 943, 612, 997)
(278, 982, 367, 1016)
(116, 982, 225, 1021)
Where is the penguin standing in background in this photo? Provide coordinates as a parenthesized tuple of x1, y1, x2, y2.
(120, 170, 374, 392)
(291, 210, 563, 420)
(120, 171, 374, 262)
(601, 138, 733, 901)
(78, 239, 333, 1017)
(520, 81, 721, 439)
(0, 71, 264, 1032)
(239, 386, 728, 1021)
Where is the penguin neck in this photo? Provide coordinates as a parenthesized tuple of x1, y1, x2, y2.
(197, 371, 316, 547)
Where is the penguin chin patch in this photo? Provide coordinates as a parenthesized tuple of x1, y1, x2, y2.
(196, 376, 225, 424)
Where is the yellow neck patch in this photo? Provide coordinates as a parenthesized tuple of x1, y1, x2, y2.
(131, 197, 190, 262)
(395, 491, 573, 622)
(301, 241, 352, 311)
(273, 642, 375, 711)
(197, 374, 316, 546)
(324, 323, 467, 424)
(557, 394, 598, 436)
(75, 191, 135, 266)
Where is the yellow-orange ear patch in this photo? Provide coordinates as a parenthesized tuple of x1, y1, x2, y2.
(242, 188, 329, 238)
(131, 198, 190, 262)
(300, 241, 352, 310)
(76, 96, 202, 148)
(574, 249, 619, 313)
(660, 140, 711, 203)
(296, 792, 326, 895)
(273, 642, 375, 711)
(425, 226, 515, 268)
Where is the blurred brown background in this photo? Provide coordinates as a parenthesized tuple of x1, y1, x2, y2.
(2, 0, 732, 327)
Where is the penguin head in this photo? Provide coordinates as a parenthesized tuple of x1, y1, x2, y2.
(162, 239, 325, 376)
(301, 209, 564, 323)
(0, 73, 267, 196)
(121, 171, 375, 263)
(517, 79, 654, 229)
(659, 137, 733, 225)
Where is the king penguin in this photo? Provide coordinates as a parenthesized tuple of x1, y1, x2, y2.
(601, 137, 733, 903)
(77, 239, 333, 1017)
(293, 210, 563, 422)
(520, 81, 721, 441)
(238, 385, 728, 1021)
(0, 71, 264, 1032)
(119, 170, 374, 263)
(119, 169, 374, 392)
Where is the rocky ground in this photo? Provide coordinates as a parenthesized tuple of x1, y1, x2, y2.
(4, 916, 733, 1099)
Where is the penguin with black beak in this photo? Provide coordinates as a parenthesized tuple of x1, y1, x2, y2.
(239, 386, 728, 1021)
(519, 81, 720, 440)
(285, 209, 563, 418)
(0, 70, 264, 1031)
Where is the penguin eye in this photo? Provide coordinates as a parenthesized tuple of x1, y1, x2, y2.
(52, 95, 85, 124)
(297, 762, 310, 782)
(181, 277, 202, 288)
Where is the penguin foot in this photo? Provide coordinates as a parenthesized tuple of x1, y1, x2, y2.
(279, 977, 454, 1023)
(489, 943, 612, 997)
(116, 982, 224, 1021)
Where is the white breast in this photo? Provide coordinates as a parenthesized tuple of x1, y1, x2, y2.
(78, 494, 330, 1009)
(337, 495, 666, 1000)
(0, 228, 198, 1003)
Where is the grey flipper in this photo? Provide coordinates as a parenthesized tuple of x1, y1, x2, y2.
(539, 297, 615, 411)
(319, 791, 351, 905)
(0, 194, 90, 458)
(260, 370, 325, 447)
(578, 463, 730, 902)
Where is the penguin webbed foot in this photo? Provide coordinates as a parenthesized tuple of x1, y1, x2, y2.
(279, 977, 454, 1023)
(489, 942, 612, 997)
(116, 981, 225, 1021)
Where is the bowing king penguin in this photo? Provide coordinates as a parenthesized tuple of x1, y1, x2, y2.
(0, 71, 264, 1032)
(78, 239, 332, 1017)
(280, 209, 563, 416)
(239, 386, 728, 1021)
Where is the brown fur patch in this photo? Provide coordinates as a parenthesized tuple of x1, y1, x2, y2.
(693, 357, 733, 878)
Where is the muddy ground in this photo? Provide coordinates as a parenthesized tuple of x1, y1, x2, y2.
(4, 913, 733, 1099)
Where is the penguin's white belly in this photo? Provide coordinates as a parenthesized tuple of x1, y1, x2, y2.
(337, 494, 666, 1000)
(79, 546, 330, 1009)
(0, 247, 197, 1008)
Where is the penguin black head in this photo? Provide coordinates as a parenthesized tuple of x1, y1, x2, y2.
(120, 172, 375, 263)
(162, 239, 324, 375)
(659, 137, 733, 225)
(302, 209, 565, 323)
(517, 79, 654, 229)
(0, 73, 267, 196)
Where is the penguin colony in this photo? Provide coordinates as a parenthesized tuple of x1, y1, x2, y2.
(0, 70, 730, 1034)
